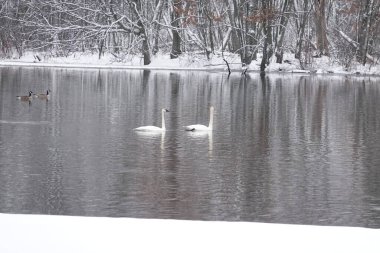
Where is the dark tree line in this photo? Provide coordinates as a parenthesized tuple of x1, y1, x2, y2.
(1, 0, 379, 70)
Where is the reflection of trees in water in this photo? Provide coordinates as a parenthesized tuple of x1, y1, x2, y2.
(1, 68, 380, 225)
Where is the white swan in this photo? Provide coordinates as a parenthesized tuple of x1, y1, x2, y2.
(134, 108, 169, 131)
(185, 106, 214, 131)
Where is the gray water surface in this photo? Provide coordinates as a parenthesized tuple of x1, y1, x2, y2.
(1, 67, 380, 228)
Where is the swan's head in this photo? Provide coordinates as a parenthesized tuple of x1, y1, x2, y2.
(162, 108, 170, 112)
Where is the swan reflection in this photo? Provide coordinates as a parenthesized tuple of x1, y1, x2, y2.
(135, 131, 166, 151)
(135, 131, 164, 138)
(186, 131, 213, 157)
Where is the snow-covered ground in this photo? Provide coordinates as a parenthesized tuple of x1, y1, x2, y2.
(1, 51, 380, 76)
(0, 213, 378, 253)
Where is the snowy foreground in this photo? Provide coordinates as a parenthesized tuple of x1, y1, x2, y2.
(1, 52, 380, 76)
(0, 213, 379, 253)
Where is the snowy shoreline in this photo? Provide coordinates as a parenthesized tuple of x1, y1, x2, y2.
(0, 59, 225, 72)
(0, 213, 379, 253)
(1, 52, 380, 77)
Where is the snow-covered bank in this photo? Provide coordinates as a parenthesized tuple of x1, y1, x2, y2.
(0, 213, 378, 253)
(1, 52, 380, 76)
(0, 52, 233, 72)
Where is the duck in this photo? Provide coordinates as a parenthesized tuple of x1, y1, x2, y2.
(34, 89, 50, 100)
(185, 106, 214, 131)
(134, 108, 169, 131)
(16, 91, 33, 101)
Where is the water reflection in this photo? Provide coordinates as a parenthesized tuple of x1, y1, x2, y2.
(0, 66, 380, 227)
(135, 131, 166, 152)
(186, 131, 213, 158)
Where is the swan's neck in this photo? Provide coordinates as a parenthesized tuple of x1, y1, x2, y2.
(208, 107, 214, 129)
(161, 110, 166, 130)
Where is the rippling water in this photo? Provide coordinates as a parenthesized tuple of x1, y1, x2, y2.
(0, 67, 380, 227)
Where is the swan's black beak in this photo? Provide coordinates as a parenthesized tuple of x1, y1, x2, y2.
(165, 109, 170, 112)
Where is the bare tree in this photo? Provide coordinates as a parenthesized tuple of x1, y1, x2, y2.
(314, 0, 329, 56)
(260, 0, 274, 72)
(293, 0, 312, 68)
(170, 0, 182, 59)
(0, 0, 379, 69)
(152, 0, 165, 55)
(127, 0, 151, 64)
(275, 0, 291, 63)
(357, 0, 376, 64)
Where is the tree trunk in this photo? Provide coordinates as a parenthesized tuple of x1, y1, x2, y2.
(260, 0, 274, 72)
(242, 2, 256, 65)
(208, 17, 215, 54)
(357, 0, 374, 65)
(294, 0, 309, 62)
(170, 0, 182, 59)
(152, 0, 164, 55)
(275, 0, 290, 63)
(98, 38, 104, 59)
(314, 0, 329, 56)
(129, 0, 151, 65)
(225, 0, 242, 53)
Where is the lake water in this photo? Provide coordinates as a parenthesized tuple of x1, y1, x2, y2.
(0, 66, 380, 228)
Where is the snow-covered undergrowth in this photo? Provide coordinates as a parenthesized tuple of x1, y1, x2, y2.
(0, 213, 378, 253)
(1, 51, 379, 76)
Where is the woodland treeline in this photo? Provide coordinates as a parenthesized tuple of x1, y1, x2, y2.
(0, 0, 379, 70)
